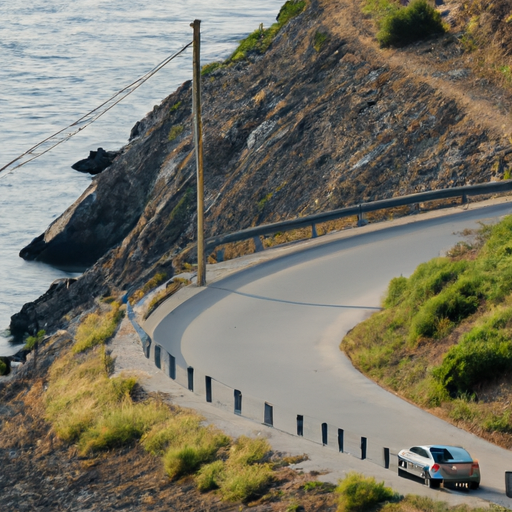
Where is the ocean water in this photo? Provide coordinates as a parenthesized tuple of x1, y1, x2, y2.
(0, 0, 283, 355)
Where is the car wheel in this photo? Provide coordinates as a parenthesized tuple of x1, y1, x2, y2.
(426, 478, 441, 489)
(470, 482, 480, 490)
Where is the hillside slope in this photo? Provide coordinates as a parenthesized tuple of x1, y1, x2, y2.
(11, 0, 512, 335)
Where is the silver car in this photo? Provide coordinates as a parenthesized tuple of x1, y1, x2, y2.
(397, 445, 480, 489)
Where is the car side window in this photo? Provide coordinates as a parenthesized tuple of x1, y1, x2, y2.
(410, 447, 429, 458)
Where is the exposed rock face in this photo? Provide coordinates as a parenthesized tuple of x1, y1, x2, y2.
(11, 0, 512, 335)
(18, 80, 192, 270)
(71, 147, 120, 175)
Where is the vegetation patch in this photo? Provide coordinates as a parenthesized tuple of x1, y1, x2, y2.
(193, 436, 274, 502)
(73, 302, 124, 354)
(363, 0, 445, 47)
(342, 216, 512, 445)
(130, 272, 168, 305)
(169, 101, 182, 114)
(168, 124, 184, 142)
(313, 31, 330, 52)
(231, 0, 306, 62)
(458, 0, 512, 87)
(43, 308, 275, 500)
(25, 329, 46, 350)
(377, 0, 445, 47)
(336, 472, 397, 512)
(201, 0, 307, 75)
(201, 61, 223, 76)
(144, 281, 184, 320)
(0, 358, 7, 376)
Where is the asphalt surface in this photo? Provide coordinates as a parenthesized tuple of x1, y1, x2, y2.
(147, 201, 512, 507)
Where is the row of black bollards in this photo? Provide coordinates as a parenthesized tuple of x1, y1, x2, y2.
(153, 344, 391, 469)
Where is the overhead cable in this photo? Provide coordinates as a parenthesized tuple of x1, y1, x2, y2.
(0, 41, 193, 179)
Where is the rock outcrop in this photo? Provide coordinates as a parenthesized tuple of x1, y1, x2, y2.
(11, 0, 512, 335)
(71, 147, 120, 175)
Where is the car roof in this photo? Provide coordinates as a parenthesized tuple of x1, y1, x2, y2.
(412, 445, 473, 462)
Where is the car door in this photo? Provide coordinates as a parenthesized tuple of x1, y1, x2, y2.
(405, 447, 430, 477)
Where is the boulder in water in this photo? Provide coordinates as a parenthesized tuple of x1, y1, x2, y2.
(71, 147, 120, 175)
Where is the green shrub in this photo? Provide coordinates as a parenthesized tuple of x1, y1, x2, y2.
(362, 0, 399, 21)
(196, 460, 225, 491)
(447, 397, 480, 423)
(336, 472, 396, 512)
(201, 62, 223, 76)
(409, 289, 479, 342)
(168, 125, 184, 142)
(0, 358, 7, 376)
(483, 411, 512, 433)
(25, 329, 46, 350)
(73, 302, 124, 354)
(163, 429, 230, 480)
(433, 334, 512, 394)
(130, 272, 168, 304)
(229, 0, 306, 62)
(377, 0, 445, 47)
(313, 31, 329, 52)
(219, 463, 274, 502)
(433, 308, 512, 394)
(228, 435, 270, 465)
(142, 412, 204, 455)
(384, 276, 408, 308)
(169, 101, 182, 113)
(78, 401, 168, 455)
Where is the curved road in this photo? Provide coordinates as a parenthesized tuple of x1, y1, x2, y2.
(147, 202, 512, 506)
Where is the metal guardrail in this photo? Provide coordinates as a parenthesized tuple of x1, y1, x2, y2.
(205, 181, 512, 253)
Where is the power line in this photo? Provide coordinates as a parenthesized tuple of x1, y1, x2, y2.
(0, 41, 193, 179)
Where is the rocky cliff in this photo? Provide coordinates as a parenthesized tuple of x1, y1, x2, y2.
(11, 0, 512, 336)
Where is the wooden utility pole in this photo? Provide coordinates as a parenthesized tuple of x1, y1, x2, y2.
(191, 19, 206, 286)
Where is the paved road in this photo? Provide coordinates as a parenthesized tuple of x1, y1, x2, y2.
(149, 202, 512, 506)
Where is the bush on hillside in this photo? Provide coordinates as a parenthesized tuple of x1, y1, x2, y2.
(377, 0, 445, 47)
(336, 472, 397, 512)
(433, 309, 512, 394)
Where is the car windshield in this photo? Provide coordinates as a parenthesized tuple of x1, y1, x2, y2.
(429, 447, 472, 463)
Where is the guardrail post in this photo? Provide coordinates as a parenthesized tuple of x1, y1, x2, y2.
(506, 471, 512, 498)
(361, 437, 367, 460)
(357, 205, 367, 227)
(253, 236, 264, 252)
(384, 447, 390, 469)
(322, 423, 328, 445)
(234, 389, 242, 414)
(311, 224, 318, 238)
(154, 345, 161, 369)
(217, 248, 225, 262)
(187, 367, 194, 391)
(205, 376, 212, 402)
(338, 429, 344, 453)
(168, 353, 176, 379)
(297, 415, 304, 436)
(461, 193, 468, 204)
(264, 403, 273, 426)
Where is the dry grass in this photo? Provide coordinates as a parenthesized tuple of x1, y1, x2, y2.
(73, 301, 124, 354)
(129, 272, 168, 305)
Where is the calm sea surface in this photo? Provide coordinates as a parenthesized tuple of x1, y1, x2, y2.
(0, 0, 283, 355)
